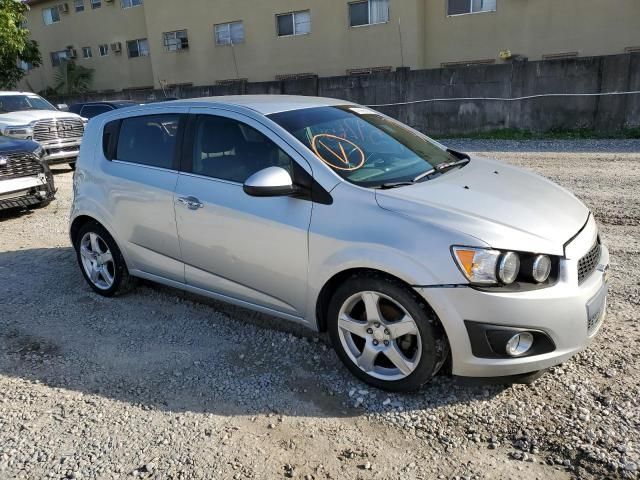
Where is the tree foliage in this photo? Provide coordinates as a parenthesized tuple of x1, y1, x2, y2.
(0, 0, 42, 89)
(54, 60, 94, 94)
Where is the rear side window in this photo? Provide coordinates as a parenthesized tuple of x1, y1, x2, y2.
(115, 114, 180, 169)
(80, 104, 113, 118)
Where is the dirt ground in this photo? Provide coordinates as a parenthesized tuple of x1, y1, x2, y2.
(0, 140, 638, 480)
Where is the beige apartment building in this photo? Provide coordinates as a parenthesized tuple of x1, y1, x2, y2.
(20, 0, 640, 94)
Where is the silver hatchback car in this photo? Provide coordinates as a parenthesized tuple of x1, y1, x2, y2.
(70, 95, 609, 391)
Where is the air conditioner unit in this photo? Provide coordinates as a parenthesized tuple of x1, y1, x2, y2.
(110, 42, 122, 53)
(67, 48, 77, 59)
(58, 3, 69, 13)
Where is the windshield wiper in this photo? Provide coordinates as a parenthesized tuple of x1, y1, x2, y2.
(376, 181, 417, 190)
(412, 157, 470, 182)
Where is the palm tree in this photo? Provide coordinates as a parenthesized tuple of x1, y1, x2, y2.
(54, 60, 94, 95)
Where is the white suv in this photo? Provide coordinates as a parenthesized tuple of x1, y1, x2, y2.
(0, 91, 84, 168)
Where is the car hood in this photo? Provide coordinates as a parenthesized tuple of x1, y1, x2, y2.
(375, 156, 589, 256)
(0, 136, 39, 153)
(0, 109, 82, 125)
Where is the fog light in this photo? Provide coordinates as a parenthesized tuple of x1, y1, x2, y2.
(505, 332, 534, 356)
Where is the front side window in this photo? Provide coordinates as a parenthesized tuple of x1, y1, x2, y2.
(349, 0, 389, 27)
(214, 21, 244, 45)
(50, 50, 69, 67)
(190, 115, 293, 183)
(270, 106, 457, 188)
(42, 7, 60, 25)
(99, 44, 109, 56)
(447, 0, 496, 15)
(163, 30, 189, 52)
(121, 0, 143, 8)
(116, 114, 180, 169)
(75, 0, 85, 13)
(127, 38, 150, 57)
(0, 94, 57, 113)
(276, 10, 311, 37)
(82, 47, 92, 58)
(80, 104, 112, 118)
(91, 0, 101, 9)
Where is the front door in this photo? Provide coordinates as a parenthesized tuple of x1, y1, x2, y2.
(174, 109, 312, 317)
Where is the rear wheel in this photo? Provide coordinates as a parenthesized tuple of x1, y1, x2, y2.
(328, 274, 448, 392)
(74, 221, 135, 297)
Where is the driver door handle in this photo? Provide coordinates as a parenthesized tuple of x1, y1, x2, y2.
(177, 196, 203, 210)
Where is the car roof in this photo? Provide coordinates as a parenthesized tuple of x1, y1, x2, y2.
(171, 95, 354, 115)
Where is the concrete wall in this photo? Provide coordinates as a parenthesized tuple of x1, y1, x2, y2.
(48, 54, 640, 136)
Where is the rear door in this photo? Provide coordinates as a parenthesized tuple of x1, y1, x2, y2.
(173, 108, 312, 317)
(101, 107, 186, 282)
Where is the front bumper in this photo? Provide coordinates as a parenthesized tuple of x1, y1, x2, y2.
(0, 174, 55, 210)
(41, 139, 81, 164)
(417, 241, 609, 378)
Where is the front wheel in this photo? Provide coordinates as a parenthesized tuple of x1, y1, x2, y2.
(328, 274, 448, 392)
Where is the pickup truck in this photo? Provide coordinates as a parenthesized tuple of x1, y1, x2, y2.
(0, 91, 84, 168)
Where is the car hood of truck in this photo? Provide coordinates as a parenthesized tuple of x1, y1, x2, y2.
(375, 156, 589, 256)
(0, 109, 81, 125)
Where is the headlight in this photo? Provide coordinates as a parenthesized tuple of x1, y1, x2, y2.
(452, 247, 520, 285)
(532, 255, 551, 283)
(2, 125, 34, 139)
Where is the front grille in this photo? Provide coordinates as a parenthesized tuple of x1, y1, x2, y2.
(578, 240, 601, 284)
(33, 118, 84, 142)
(0, 152, 43, 180)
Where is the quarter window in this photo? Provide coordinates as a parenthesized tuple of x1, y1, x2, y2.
(447, 0, 496, 15)
(42, 7, 61, 25)
(99, 44, 109, 56)
(349, 0, 389, 27)
(127, 38, 150, 58)
(50, 50, 69, 67)
(90, 0, 101, 9)
(74, 0, 85, 12)
(163, 30, 189, 52)
(190, 115, 293, 183)
(121, 0, 143, 7)
(276, 10, 311, 37)
(116, 114, 180, 169)
(214, 21, 244, 45)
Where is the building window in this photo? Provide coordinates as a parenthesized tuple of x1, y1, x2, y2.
(75, 0, 85, 12)
(42, 7, 61, 25)
(91, 0, 101, 9)
(121, 0, 143, 8)
(19, 61, 34, 72)
(127, 38, 150, 57)
(50, 50, 69, 67)
(163, 30, 189, 52)
(276, 10, 311, 37)
(214, 21, 244, 46)
(447, 0, 496, 15)
(99, 44, 109, 56)
(349, 0, 389, 27)
(82, 46, 93, 58)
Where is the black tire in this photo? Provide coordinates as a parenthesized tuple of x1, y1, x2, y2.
(328, 273, 448, 392)
(74, 221, 136, 297)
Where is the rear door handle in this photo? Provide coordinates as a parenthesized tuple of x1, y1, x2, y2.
(177, 196, 203, 210)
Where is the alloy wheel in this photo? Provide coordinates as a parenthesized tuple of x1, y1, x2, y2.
(337, 291, 422, 381)
(79, 232, 115, 290)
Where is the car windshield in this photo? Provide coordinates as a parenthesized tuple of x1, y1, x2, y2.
(0, 95, 57, 113)
(269, 105, 458, 187)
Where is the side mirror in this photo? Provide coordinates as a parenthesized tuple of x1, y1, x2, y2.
(243, 166, 296, 197)
(57, 103, 69, 111)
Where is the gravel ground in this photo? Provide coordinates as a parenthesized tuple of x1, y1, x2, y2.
(0, 140, 639, 480)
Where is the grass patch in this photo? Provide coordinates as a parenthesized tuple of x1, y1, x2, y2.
(436, 128, 640, 140)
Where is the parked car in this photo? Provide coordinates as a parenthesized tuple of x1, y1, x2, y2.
(0, 136, 55, 211)
(69, 96, 609, 391)
(68, 100, 140, 119)
(0, 91, 85, 169)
